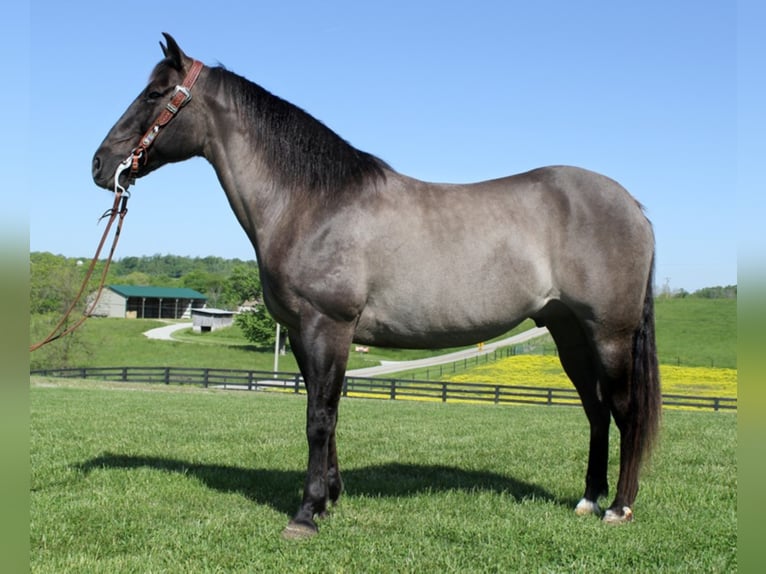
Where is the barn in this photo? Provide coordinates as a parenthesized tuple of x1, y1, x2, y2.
(89, 285, 208, 319)
(191, 308, 236, 332)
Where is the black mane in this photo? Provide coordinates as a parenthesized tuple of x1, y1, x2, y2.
(208, 66, 389, 195)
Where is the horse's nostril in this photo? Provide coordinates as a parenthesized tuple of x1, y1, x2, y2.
(92, 156, 102, 175)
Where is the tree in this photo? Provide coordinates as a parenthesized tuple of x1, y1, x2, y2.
(235, 305, 278, 347)
(30, 312, 92, 370)
(180, 270, 228, 307)
(119, 271, 153, 286)
(693, 285, 737, 299)
(29, 252, 101, 315)
(223, 264, 262, 308)
(29, 252, 93, 369)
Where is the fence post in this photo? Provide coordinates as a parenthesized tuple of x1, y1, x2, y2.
(390, 379, 397, 400)
(203, 368, 209, 388)
(494, 386, 500, 404)
(294, 374, 301, 394)
(164, 367, 170, 385)
(122, 367, 128, 382)
(441, 383, 447, 402)
(342, 377, 348, 397)
(713, 397, 720, 412)
(547, 389, 553, 406)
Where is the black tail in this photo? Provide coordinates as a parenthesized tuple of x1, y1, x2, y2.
(629, 260, 662, 466)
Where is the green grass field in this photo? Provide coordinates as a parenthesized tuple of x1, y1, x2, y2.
(31, 378, 736, 572)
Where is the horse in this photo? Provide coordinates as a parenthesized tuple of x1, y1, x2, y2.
(93, 34, 661, 538)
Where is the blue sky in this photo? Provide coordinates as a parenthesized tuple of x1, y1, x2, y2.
(13, 1, 748, 292)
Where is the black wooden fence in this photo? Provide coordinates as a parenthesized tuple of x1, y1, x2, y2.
(30, 366, 737, 412)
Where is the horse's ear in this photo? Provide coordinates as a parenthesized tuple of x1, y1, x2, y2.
(160, 32, 188, 71)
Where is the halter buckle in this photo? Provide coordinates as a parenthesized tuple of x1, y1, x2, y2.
(166, 85, 192, 114)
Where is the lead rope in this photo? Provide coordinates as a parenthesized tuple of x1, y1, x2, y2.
(30, 158, 132, 352)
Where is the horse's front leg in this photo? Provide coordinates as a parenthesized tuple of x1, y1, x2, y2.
(282, 315, 353, 539)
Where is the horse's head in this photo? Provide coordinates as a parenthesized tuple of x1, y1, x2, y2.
(92, 34, 206, 191)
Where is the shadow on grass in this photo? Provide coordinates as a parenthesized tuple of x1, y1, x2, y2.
(75, 453, 558, 517)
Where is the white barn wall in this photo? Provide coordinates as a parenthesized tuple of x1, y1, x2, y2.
(90, 289, 127, 318)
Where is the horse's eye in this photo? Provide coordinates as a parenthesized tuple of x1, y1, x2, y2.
(147, 91, 163, 101)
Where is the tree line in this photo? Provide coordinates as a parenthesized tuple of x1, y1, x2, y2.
(30, 252, 261, 312)
(658, 281, 737, 300)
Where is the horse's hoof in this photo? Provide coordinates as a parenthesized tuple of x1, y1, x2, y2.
(603, 506, 634, 524)
(574, 498, 601, 517)
(281, 521, 317, 540)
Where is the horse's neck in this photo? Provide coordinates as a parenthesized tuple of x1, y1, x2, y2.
(202, 113, 292, 264)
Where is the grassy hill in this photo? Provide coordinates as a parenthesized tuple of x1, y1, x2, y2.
(653, 297, 736, 368)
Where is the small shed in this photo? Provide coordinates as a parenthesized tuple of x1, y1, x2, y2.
(89, 285, 208, 319)
(192, 308, 236, 332)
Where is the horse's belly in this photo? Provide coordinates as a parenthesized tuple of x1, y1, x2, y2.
(353, 296, 533, 349)
(353, 317, 526, 349)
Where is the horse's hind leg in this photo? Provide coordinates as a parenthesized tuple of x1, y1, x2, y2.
(596, 324, 660, 524)
(587, 281, 661, 524)
(604, 374, 638, 523)
(538, 303, 611, 516)
(592, 337, 639, 523)
(568, 360, 611, 517)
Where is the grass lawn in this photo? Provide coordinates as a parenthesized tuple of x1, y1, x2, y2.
(31, 378, 736, 572)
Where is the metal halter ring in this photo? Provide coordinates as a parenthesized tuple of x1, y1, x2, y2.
(114, 155, 135, 196)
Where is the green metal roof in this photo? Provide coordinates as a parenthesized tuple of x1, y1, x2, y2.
(108, 285, 208, 300)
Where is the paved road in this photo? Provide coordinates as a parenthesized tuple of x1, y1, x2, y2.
(142, 321, 549, 378)
(143, 322, 193, 340)
(346, 326, 549, 377)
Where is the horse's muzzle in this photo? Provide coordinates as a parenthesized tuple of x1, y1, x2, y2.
(91, 152, 111, 189)
(92, 150, 129, 191)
